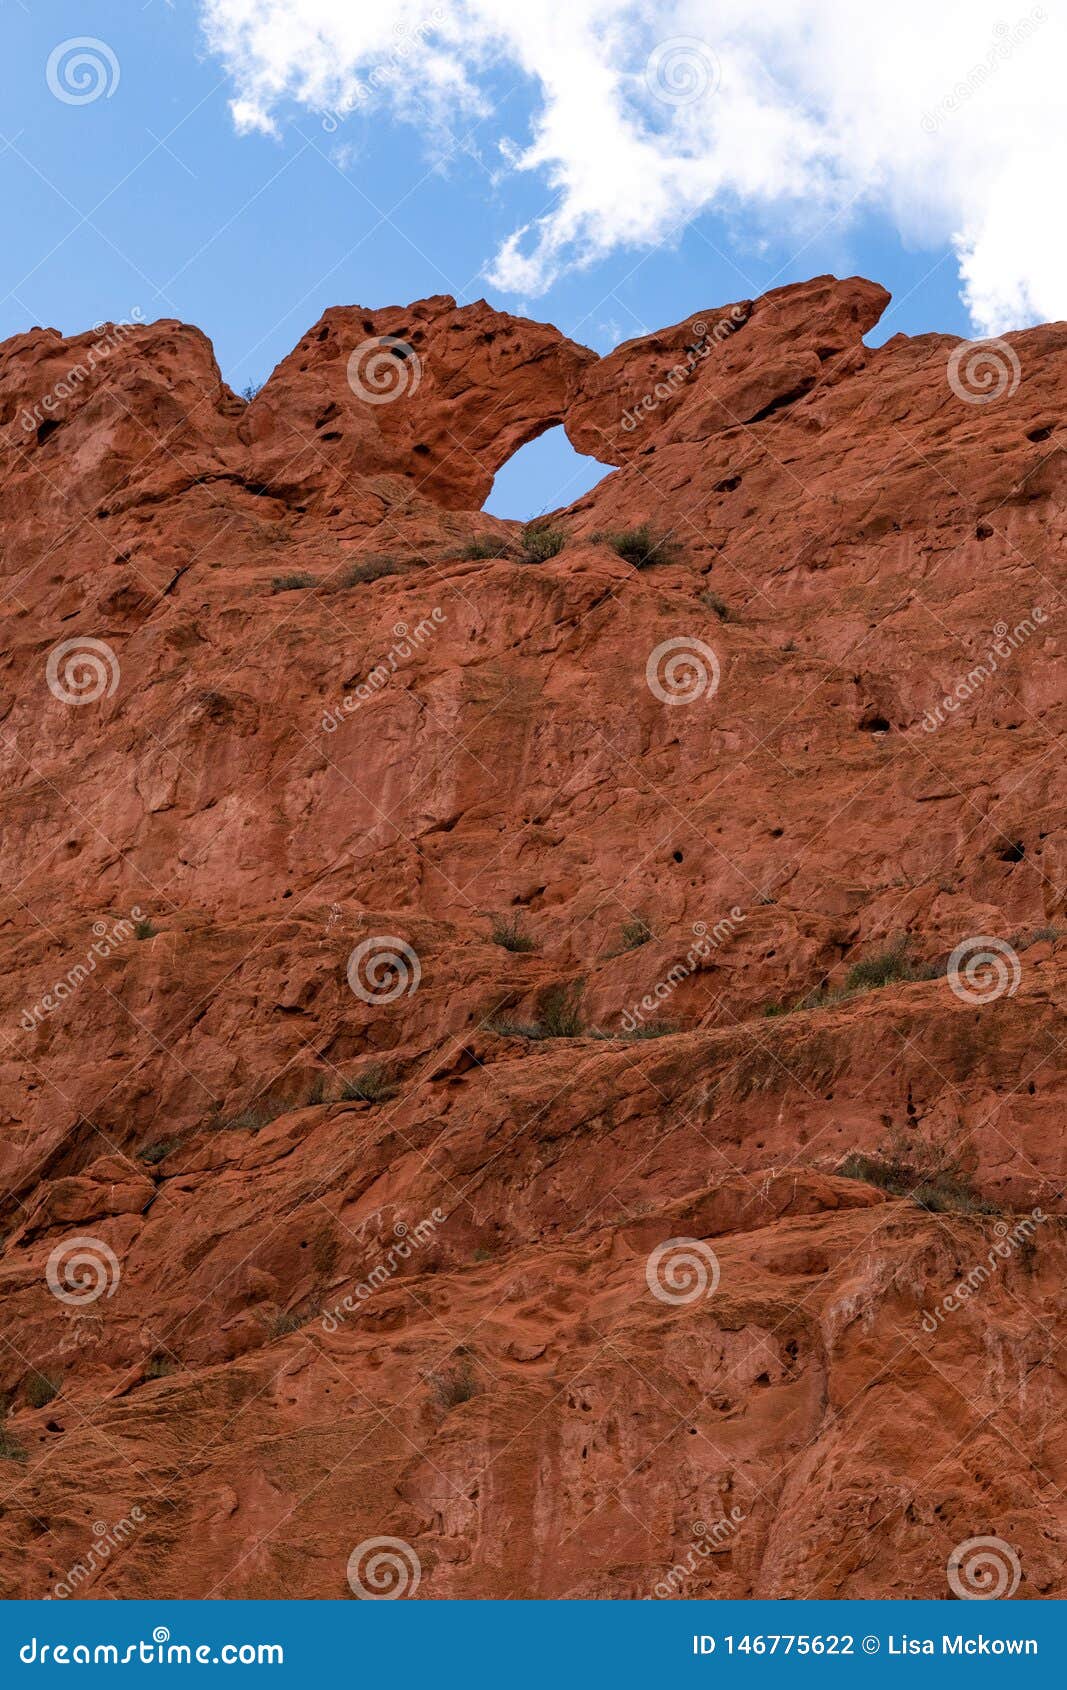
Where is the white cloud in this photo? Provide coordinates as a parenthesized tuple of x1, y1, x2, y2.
(200, 0, 1065, 331)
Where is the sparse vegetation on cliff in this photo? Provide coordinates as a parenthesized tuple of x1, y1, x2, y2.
(428, 1358, 482, 1412)
(339, 555, 406, 586)
(489, 979, 586, 1039)
(340, 1065, 396, 1104)
(25, 1372, 60, 1409)
(521, 524, 566, 561)
(491, 913, 537, 952)
(271, 571, 316, 592)
(596, 524, 680, 567)
(838, 1131, 996, 1214)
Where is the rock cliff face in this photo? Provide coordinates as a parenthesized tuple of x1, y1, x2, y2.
(0, 275, 1063, 1599)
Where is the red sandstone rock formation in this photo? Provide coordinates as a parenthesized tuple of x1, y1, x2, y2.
(0, 276, 1063, 1599)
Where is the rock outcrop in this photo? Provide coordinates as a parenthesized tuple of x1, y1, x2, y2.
(0, 275, 1063, 1599)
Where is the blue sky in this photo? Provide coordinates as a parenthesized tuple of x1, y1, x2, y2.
(0, 0, 983, 517)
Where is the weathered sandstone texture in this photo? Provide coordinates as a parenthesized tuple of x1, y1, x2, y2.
(0, 275, 1063, 1599)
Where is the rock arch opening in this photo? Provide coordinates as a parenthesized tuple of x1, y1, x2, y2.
(482, 425, 612, 521)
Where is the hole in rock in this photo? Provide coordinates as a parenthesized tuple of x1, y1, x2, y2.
(999, 841, 1025, 863)
(482, 425, 612, 521)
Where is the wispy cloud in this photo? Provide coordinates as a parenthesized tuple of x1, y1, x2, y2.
(200, 0, 1059, 332)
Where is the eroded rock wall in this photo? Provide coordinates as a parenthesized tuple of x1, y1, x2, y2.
(0, 276, 1063, 1599)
